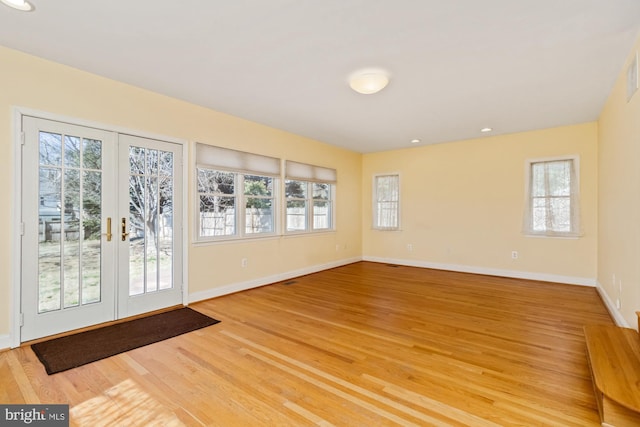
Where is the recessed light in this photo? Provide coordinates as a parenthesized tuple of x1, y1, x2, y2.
(410, 139, 421, 144)
(1, 0, 34, 11)
(480, 127, 493, 133)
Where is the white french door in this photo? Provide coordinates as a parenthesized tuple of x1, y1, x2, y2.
(117, 134, 183, 318)
(20, 117, 183, 342)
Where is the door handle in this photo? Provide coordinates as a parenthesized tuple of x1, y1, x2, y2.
(105, 217, 112, 241)
(121, 218, 130, 241)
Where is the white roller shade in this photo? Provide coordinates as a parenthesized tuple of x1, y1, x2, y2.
(196, 143, 281, 177)
(285, 160, 337, 183)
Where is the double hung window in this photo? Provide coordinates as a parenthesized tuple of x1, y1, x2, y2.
(373, 174, 400, 230)
(285, 161, 336, 233)
(196, 144, 280, 241)
(524, 157, 580, 237)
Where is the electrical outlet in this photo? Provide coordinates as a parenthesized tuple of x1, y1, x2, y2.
(241, 258, 248, 267)
(407, 244, 413, 252)
(511, 251, 518, 259)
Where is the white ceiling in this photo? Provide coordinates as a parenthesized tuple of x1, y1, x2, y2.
(1, 1, 640, 153)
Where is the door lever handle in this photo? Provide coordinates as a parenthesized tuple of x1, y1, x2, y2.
(121, 217, 130, 241)
(105, 217, 112, 241)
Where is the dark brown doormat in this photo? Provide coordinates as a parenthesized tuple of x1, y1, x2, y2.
(31, 307, 220, 375)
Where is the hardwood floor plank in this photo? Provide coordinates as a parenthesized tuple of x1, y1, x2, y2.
(2, 262, 612, 425)
(282, 400, 335, 426)
(5, 350, 41, 403)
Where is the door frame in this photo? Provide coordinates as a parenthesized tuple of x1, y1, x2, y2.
(11, 107, 189, 348)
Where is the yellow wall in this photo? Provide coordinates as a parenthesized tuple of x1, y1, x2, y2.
(598, 34, 640, 328)
(362, 123, 598, 283)
(3, 31, 637, 341)
(0, 46, 362, 338)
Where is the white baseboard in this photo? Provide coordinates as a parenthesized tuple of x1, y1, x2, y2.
(362, 256, 597, 287)
(189, 257, 362, 303)
(188, 255, 599, 307)
(0, 335, 11, 352)
(595, 281, 630, 328)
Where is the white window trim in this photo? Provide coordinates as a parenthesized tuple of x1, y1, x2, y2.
(194, 143, 281, 243)
(284, 180, 336, 235)
(194, 151, 338, 243)
(372, 173, 401, 231)
(195, 169, 280, 243)
(284, 160, 336, 235)
(523, 155, 581, 238)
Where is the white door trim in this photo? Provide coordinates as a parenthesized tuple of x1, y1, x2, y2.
(11, 106, 189, 347)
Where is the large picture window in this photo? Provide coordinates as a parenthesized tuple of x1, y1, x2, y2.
(196, 144, 279, 241)
(285, 161, 336, 233)
(523, 157, 580, 237)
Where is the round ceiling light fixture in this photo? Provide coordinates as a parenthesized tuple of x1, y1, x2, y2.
(349, 69, 390, 95)
(480, 127, 493, 133)
(1, 0, 34, 11)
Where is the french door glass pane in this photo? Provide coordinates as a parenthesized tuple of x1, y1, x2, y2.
(146, 175, 158, 293)
(82, 169, 102, 304)
(63, 169, 80, 308)
(159, 176, 173, 290)
(38, 132, 102, 313)
(129, 147, 174, 296)
(38, 165, 62, 313)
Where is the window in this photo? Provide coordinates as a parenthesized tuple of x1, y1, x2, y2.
(524, 157, 580, 237)
(285, 161, 336, 233)
(196, 144, 280, 241)
(373, 174, 400, 230)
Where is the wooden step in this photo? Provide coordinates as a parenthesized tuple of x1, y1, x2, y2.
(583, 324, 640, 426)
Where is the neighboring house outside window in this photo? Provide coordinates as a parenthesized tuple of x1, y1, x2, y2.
(285, 161, 336, 233)
(373, 174, 400, 230)
(523, 156, 580, 237)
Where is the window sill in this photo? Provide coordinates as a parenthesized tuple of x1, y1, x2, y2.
(192, 233, 281, 246)
(193, 229, 336, 245)
(283, 229, 336, 238)
(524, 233, 581, 240)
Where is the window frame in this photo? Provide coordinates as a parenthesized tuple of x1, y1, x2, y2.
(523, 155, 581, 238)
(284, 161, 336, 235)
(284, 179, 335, 234)
(372, 173, 401, 231)
(194, 143, 280, 243)
(196, 168, 279, 241)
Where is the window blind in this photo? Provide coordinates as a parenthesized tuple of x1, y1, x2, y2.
(285, 160, 337, 183)
(196, 143, 280, 177)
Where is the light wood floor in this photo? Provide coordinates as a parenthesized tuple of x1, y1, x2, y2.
(1, 262, 614, 426)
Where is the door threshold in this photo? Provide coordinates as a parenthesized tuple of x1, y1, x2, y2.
(21, 304, 185, 347)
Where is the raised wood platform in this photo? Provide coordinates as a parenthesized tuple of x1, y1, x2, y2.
(584, 314, 640, 426)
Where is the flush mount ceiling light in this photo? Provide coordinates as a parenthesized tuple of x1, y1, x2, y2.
(349, 69, 390, 95)
(1, 0, 34, 11)
(480, 127, 493, 133)
(410, 139, 421, 144)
